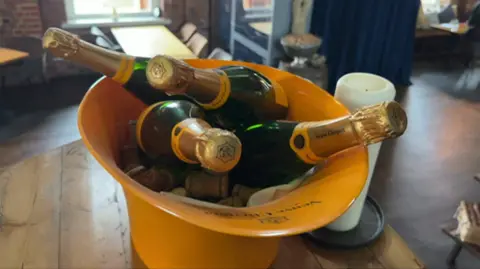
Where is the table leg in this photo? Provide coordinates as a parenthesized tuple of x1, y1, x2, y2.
(446, 243, 463, 268)
(0, 75, 13, 125)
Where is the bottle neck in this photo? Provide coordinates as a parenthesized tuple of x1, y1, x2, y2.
(290, 117, 362, 164)
(171, 118, 211, 164)
(172, 118, 242, 173)
(146, 56, 231, 109)
(43, 28, 135, 85)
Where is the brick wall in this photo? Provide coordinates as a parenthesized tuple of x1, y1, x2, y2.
(162, 0, 186, 31)
(39, 0, 67, 30)
(0, 0, 43, 38)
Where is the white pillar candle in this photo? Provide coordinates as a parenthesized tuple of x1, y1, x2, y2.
(327, 73, 395, 232)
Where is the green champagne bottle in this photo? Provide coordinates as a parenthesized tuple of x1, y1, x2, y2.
(145, 55, 289, 130)
(42, 27, 191, 105)
(136, 100, 242, 173)
(230, 101, 408, 188)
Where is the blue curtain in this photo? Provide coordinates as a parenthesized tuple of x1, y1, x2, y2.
(311, 0, 420, 94)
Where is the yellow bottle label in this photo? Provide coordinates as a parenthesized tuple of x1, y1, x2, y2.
(171, 119, 201, 164)
(290, 123, 322, 165)
(112, 56, 135, 85)
(270, 79, 289, 107)
(135, 101, 163, 154)
(200, 70, 231, 110)
(290, 119, 360, 164)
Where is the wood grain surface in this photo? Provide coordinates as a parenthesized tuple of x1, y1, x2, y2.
(0, 140, 425, 269)
(111, 26, 197, 59)
(0, 48, 28, 65)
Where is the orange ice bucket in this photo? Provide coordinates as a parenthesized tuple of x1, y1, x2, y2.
(78, 60, 368, 269)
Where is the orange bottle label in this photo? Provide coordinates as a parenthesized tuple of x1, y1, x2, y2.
(270, 80, 289, 107)
(112, 56, 135, 85)
(200, 70, 231, 110)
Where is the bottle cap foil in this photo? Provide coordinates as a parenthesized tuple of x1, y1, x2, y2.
(351, 101, 408, 144)
(195, 128, 242, 173)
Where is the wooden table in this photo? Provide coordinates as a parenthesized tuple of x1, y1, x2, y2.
(430, 23, 470, 35)
(0, 48, 28, 65)
(0, 140, 425, 269)
(111, 25, 197, 59)
(0, 48, 29, 123)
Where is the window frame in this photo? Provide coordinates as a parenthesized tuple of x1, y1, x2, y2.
(64, 0, 162, 20)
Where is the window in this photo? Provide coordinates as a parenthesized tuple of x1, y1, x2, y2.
(64, 0, 162, 20)
(421, 0, 452, 13)
(242, 0, 272, 9)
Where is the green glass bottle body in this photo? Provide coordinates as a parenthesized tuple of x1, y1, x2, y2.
(146, 55, 289, 131)
(230, 102, 408, 188)
(136, 100, 242, 173)
(229, 121, 313, 188)
(136, 100, 205, 164)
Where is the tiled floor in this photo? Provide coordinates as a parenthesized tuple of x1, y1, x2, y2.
(0, 67, 479, 268)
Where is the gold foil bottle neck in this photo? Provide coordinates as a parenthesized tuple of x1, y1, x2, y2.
(350, 101, 408, 145)
(43, 27, 80, 58)
(195, 128, 242, 173)
(43, 27, 128, 78)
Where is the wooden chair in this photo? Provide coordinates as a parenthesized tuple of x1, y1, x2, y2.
(186, 33, 208, 58)
(208, 48, 233, 60)
(455, 25, 480, 91)
(90, 26, 123, 52)
(177, 22, 197, 44)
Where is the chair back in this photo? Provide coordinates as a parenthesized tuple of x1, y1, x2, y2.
(178, 22, 197, 43)
(208, 48, 233, 60)
(95, 36, 115, 50)
(90, 26, 116, 46)
(186, 33, 208, 57)
(438, 4, 457, 23)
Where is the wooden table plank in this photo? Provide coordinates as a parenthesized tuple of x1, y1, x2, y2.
(430, 23, 470, 35)
(270, 236, 322, 269)
(23, 149, 62, 269)
(115, 181, 132, 268)
(304, 226, 425, 269)
(369, 226, 426, 269)
(0, 148, 61, 269)
(111, 26, 197, 59)
(305, 238, 384, 269)
(0, 48, 28, 65)
(59, 142, 127, 269)
(0, 140, 425, 269)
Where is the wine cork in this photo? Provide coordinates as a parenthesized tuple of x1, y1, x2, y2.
(217, 196, 244, 207)
(121, 120, 142, 172)
(171, 187, 187, 197)
(185, 171, 229, 199)
(128, 166, 180, 192)
(121, 147, 142, 172)
(232, 184, 261, 204)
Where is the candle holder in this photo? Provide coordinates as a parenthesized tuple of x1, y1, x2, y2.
(305, 196, 385, 248)
(280, 33, 321, 68)
(305, 72, 396, 249)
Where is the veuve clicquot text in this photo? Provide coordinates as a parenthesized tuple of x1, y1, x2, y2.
(42, 27, 190, 105)
(145, 55, 289, 130)
(136, 100, 242, 173)
(230, 101, 408, 188)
